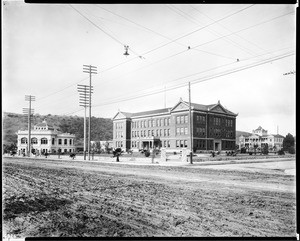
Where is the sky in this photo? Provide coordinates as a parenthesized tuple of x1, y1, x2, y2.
(2, 2, 296, 136)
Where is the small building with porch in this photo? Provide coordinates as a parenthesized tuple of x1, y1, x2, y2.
(17, 119, 76, 155)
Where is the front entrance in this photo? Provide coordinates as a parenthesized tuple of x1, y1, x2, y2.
(214, 140, 221, 151)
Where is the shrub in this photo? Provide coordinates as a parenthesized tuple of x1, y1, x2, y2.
(144, 150, 150, 157)
(249, 152, 253, 155)
(278, 149, 285, 155)
(288, 146, 295, 154)
(240, 147, 247, 154)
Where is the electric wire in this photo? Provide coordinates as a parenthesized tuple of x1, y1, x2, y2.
(167, 4, 259, 57)
(40, 9, 295, 114)
(90, 51, 294, 109)
(188, 4, 269, 54)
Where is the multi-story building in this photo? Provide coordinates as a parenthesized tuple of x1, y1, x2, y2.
(238, 126, 284, 151)
(17, 119, 76, 155)
(112, 99, 237, 152)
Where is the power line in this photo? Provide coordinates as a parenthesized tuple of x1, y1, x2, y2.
(90, 51, 294, 109)
(168, 4, 259, 57)
(37, 77, 88, 102)
(69, 4, 144, 58)
(188, 4, 269, 54)
(38, 9, 295, 113)
(62, 51, 293, 116)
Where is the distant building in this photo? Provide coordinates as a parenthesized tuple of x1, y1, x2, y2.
(112, 99, 237, 152)
(90, 140, 113, 152)
(238, 126, 284, 151)
(17, 119, 76, 155)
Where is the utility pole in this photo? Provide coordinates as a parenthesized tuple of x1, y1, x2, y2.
(164, 86, 166, 109)
(77, 84, 93, 160)
(23, 95, 35, 157)
(83, 64, 97, 160)
(188, 82, 193, 164)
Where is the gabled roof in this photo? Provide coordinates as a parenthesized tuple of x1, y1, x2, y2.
(272, 134, 285, 138)
(185, 101, 237, 116)
(132, 108, 170, 117)
(113, 100, 237, 119)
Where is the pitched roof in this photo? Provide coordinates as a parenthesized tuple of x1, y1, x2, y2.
(186, 101, 237, 115)
(132, 108, 171, 117)
(114, 100, 237, 119)
(272, 134, 285, 138)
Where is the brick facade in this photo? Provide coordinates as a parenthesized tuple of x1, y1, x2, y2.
(112, 100, 237, 152)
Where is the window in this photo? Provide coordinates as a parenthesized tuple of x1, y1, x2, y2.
(69, 139, 72, 145)
(148, 130, 151, 136)
(164, 129, 167, 136)
(180, 116, 184, 124)
(144, 130, 146, 137)
(21, 138, 27, 144)
(168, 129, 170, 136)
(157, 119, 159, 127)
(184, 140, 188, 147)
(180, 127, 184, 135)
(167, 141, 170, 147)
(176, 116, 180, 124)
(176, 128, 180, 135)
(152, 120, 155, 127)
(168, 118, 170, 125)
(180, 140, 184, 148)
(164, 141, 166, 148)
(151, 130, 154, 136)
(41, 138, 48, 145)
(64, 139, 67, 145)
(58, 139, 62, 145)
(52, 138, 55, 145)
(164, 118, 167, 126)
(160, 129, 162, 136)
(185, 115, 188, 123)
(156, 129, 159, 136)
(176, 140, 180, 147)
(31, 138, 38, 144)
(184, 128, 188, 135)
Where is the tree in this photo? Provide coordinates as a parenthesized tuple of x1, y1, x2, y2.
(253, 144, 259, 155)
(283, 133, 295, 154)
(262, 143, 269, 155)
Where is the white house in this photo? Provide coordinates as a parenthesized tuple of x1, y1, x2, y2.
(17, 119, 76, 155)
(238, 126, 284, 151)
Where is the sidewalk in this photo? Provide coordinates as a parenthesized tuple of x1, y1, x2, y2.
(4, 154, 294, 167)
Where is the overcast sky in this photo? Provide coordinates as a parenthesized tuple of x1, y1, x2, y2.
(2, 2, 296, 136)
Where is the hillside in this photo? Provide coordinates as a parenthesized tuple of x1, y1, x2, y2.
(2, 112, 113, 146)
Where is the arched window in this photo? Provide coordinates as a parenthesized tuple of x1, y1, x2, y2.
(31, 138, 38, 144)
(69, 139, 72, 145)
(64, 139, 67, 145)
(21, 138, 27, 144)
(41, 138, 48, 145)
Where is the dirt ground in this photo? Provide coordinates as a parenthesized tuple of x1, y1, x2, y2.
(2, 156, 296, 238)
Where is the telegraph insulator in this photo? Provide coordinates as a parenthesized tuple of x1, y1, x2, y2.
(124, 45, 129, 56)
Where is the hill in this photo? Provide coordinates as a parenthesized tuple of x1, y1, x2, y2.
(2, 112, 113, 146)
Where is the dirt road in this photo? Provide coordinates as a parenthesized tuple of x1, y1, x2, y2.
(3, 157, 296, 237)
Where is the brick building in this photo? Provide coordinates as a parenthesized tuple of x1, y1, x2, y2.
(112, 99, 237, 152)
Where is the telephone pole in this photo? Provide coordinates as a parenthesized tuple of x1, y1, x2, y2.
(77, 84, 93, 160)
(188, 82, 193, 164)
(23, 95, 35, 157)
(83, 65, 97, 160)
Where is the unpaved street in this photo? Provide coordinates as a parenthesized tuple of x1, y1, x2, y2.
(3, 157, 296, 237)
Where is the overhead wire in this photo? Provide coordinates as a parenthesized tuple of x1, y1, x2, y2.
(188, 4, 269, 54)
(90, 51, 294, 109)
(167, 4, 259, 57)
(41, 7, 295, 115)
